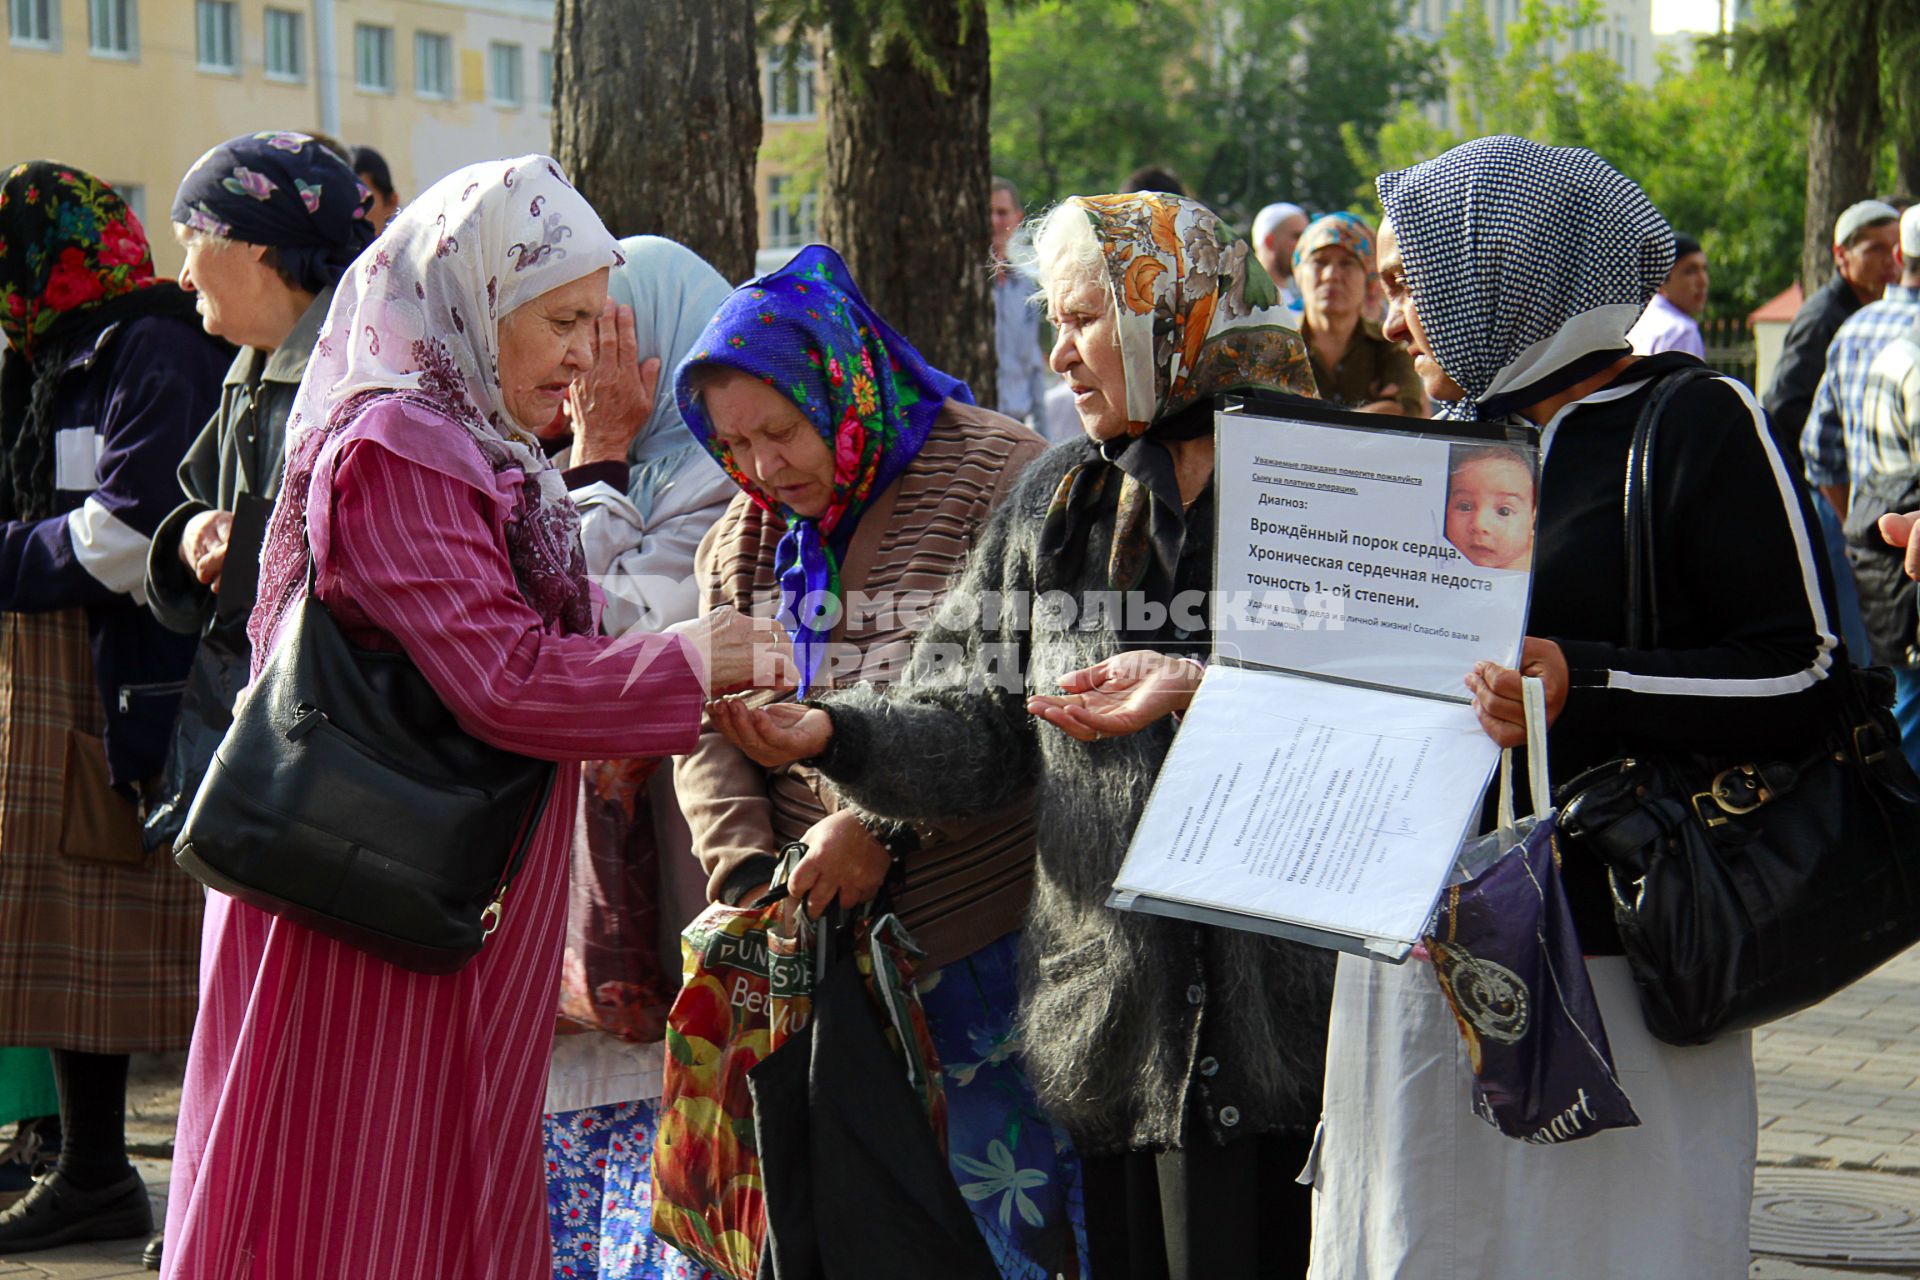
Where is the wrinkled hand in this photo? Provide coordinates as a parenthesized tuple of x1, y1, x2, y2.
(565, 302, 657, 466)
(671, 605, 794, 695)
(1026, 651, 1206, 742)
(180, 508, 233, 590)
(787, 809, 891, 917)
(1464, 637, 1569, 748)
(1879, 511, 1920, 581)
(709, 699, 832, 769)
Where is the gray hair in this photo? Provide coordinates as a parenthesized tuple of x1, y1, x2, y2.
(1018, 201, 1108, 315)
(172, 222, 303, 291)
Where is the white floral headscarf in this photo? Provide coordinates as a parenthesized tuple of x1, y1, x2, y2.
(252, 155, 623, 657)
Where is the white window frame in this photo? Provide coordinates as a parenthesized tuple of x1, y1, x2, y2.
(195, 0, 237, 73)
(488, 40, 523, 108)
(536, 47, 553, 112)
(765, 45, 817, 122)
(9, 0, 59, 49)
(354, 23, 395, 93)
(88, 0, 136, 58)
(766, 175, 818, 250)
(263, 7, 303, 81)
(414, 31, 452, 99)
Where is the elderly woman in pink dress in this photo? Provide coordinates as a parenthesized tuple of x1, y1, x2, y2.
(159, 156, 787, 1279)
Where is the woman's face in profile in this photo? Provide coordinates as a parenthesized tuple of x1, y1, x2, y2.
(1046, 267, 1129, 441)
(496, 267, 609, 432)
(1378, 220, 1466, 406)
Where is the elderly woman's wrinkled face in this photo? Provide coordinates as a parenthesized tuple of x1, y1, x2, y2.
(1047, 266, 1129, 441)
(497, 267, 609, 432)
(700, 366, 836, 518)
(1378, 220, 1466, 406)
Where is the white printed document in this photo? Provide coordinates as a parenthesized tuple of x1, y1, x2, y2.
(1109, 402, 1537, 960)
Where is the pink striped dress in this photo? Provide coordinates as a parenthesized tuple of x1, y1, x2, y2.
(161, 404, 707, 1280)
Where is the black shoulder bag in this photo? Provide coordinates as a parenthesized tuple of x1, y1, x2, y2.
(174, 556, 555, 975)
(1555, 367, 1920, 1045)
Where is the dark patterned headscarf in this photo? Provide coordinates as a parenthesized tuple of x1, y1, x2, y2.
(0, 162, 199, 520)
(1376, 136, 1673, 420)
(677, 245, 969, 695)
(1037, 193, 1317, 615)
(172, 131, 375, 293)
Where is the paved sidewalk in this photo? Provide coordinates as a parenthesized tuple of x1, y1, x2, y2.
(1749, 941, 1920, 1278)
(5, 950, 1918, 1278)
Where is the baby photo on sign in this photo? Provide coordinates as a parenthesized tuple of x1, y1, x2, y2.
(1443, 443, 1537, 572)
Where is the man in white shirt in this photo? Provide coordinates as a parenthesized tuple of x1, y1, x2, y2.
(1628, 234, 1708, 357)
(1253, 201, 1309, 325)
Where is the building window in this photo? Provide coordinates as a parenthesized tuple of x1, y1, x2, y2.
(766, 175, 817, 250)
(195, 0, 236, 71)
(415, 31, 452, 98)
(9, 0, 57, 47)
(264, 7, 302, 79)
(488, 40, 522, 107)
(89, 0, 135, 56)
(537, 47, 553, 109)
(354, 23, 394, 92)
(765, 45, 816, 121)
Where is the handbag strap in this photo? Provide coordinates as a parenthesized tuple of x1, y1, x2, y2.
(1623, 366, 1715, 649)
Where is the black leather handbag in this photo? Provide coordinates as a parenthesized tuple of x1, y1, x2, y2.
(1555, 367, 1920, 1045)
(174, 571, 556, 975)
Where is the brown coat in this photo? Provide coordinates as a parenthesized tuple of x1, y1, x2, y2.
(674, 400, 1045, 969)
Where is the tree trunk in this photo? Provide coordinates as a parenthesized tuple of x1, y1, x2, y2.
(553, 0, 761, 283)
(1801, 108, 1879, 295)
(1897, 135, 1920, 205)
(820, 1, 996, 407)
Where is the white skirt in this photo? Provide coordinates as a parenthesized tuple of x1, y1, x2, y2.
(1305, 952, 1756, 1280)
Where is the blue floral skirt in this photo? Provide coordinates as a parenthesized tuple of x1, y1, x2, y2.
(544, 1099, 717, 1280)
(543, 930, 1085, 1280)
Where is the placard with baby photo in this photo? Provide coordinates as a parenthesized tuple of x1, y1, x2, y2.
(1212, 399, 1538, 700)
(1109, 399, 1542, 959)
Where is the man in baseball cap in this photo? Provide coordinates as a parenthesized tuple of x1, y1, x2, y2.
(1766, 198, 1902, 664)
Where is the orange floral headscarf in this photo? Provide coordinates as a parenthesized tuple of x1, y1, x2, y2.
(1070, 193, 1315, 433)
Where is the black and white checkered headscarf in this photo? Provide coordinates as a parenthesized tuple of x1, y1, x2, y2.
(1377, 136, 1674, 420)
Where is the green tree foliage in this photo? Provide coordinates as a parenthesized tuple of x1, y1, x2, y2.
(1356, 0, 1805, 320)
(989, 0, 1436, 223)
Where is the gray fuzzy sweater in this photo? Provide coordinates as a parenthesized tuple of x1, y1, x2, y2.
(816, 438, 1334, 1157)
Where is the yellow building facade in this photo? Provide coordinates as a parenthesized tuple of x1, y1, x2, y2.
(3, 0, 553, 274)
(4, 0, 823, 279)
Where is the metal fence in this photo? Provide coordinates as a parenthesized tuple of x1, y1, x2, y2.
(1700, 316, 1758, 391)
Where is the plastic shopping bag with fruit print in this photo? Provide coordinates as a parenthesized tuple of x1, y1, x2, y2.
(650, 884, 815, 1280)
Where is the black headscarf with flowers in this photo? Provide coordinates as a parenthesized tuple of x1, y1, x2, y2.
(0, 162, 201, 520)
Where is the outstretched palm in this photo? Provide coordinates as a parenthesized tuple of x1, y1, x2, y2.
(1025, 652, 1205, 742)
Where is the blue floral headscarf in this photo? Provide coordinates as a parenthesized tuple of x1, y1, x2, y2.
(677, 245, 970, 694)
(171, 131, 375, 293)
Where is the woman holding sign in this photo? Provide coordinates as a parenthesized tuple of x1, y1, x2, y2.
(1300, 137, 1842, 1276)
(711, 194, 1332, 1279)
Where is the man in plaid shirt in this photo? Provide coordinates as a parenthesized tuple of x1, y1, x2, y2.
(1813, 206, 1920, 766)
(1802, 208, 1920, 520)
